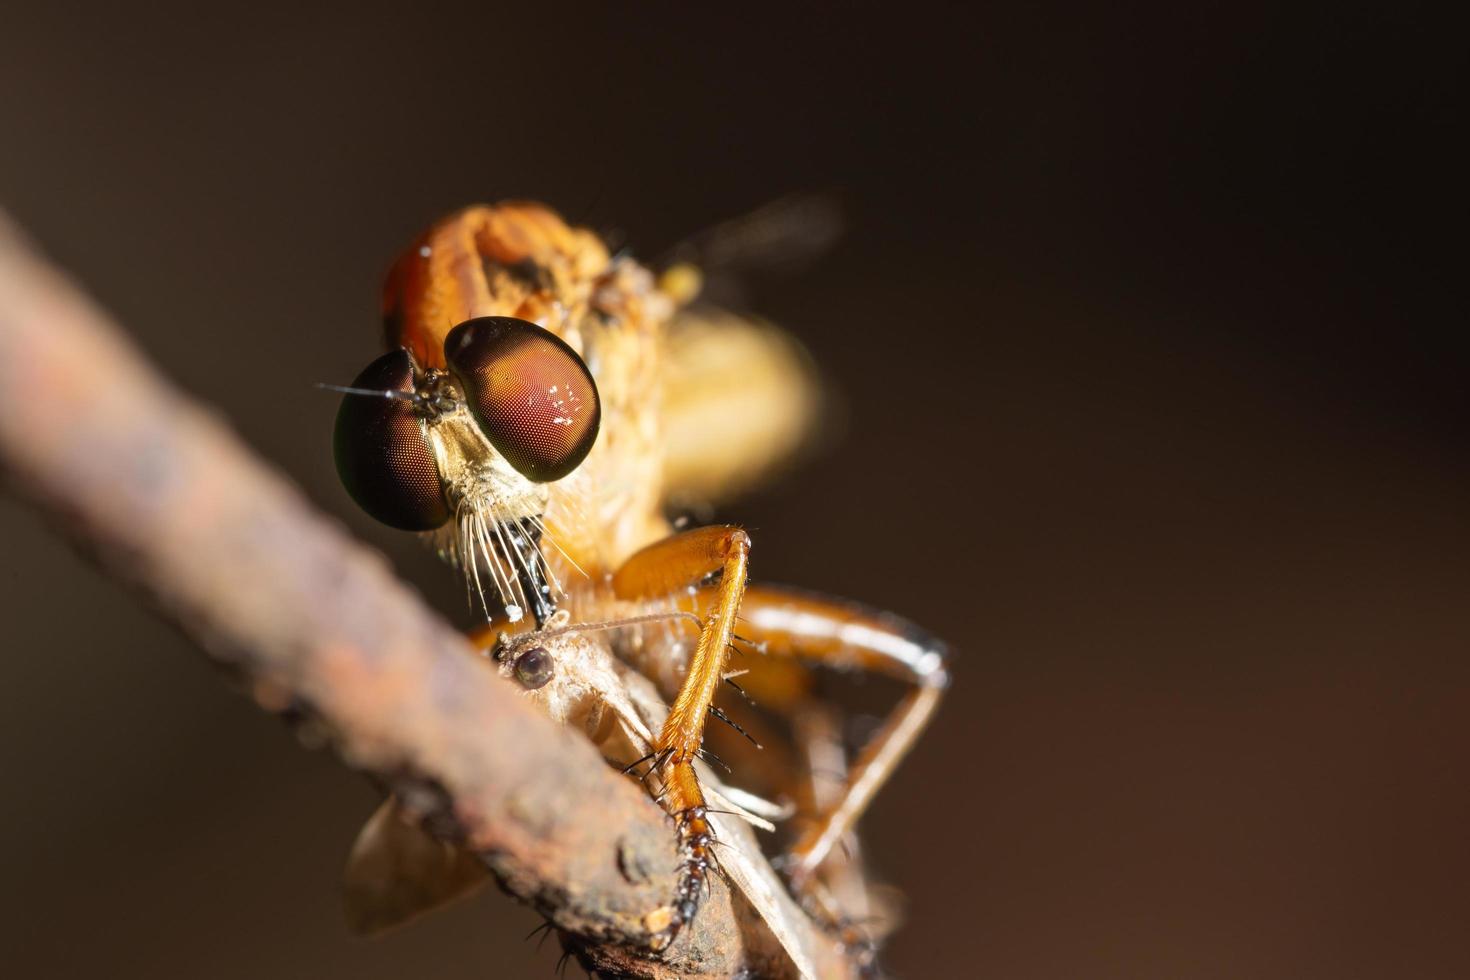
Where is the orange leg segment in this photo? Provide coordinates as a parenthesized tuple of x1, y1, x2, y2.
(611, 525, 751, 948)
(738, 585, 950, 886)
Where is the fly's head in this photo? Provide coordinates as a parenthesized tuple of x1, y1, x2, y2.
(333, 316, 600, 625)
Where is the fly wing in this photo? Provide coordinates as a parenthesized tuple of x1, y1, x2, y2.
(341, 795, 489, 936)
(656, 193, 844, 308)
(705, 796, 820, 980)
(655, 193, 837, 509)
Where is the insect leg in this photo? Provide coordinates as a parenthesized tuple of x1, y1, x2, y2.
(788, 703, 885, 967)
(736, 585, 950, 887)
(610, 525, 751, 949)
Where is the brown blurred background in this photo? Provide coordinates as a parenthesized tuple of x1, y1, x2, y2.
(1, 3, 1464, 978)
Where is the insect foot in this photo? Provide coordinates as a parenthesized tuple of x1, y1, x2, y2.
(646, 805, 717, 952)
(776, 860, 882, 975)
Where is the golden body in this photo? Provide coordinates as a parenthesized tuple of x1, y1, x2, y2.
(350, 202, 948, 959)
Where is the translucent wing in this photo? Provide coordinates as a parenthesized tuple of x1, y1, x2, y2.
(342, 795, 489, 935)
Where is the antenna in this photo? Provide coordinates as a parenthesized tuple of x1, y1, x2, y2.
(314, 382, 416, 402)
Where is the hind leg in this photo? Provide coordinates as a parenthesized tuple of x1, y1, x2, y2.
(733, 586, 949, 889)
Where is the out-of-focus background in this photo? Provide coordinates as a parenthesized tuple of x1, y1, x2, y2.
(1, 3, 1463, 978)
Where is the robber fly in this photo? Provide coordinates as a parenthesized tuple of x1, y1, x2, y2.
(329, 202, 949, 959)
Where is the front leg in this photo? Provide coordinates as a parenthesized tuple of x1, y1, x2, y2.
(611, 525, 751, 950)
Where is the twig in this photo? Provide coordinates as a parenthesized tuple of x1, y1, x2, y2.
(0, 212, 852, 979)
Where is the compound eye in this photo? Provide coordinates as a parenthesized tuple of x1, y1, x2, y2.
(333, 349, 451, 531)
(513, 646, 555, 689)
(443, 317, 600, 483)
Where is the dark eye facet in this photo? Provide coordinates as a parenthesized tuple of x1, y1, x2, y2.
(443, 317, 600, 483)
(513, 646, 554, 689)
(333, 349, 451, 531)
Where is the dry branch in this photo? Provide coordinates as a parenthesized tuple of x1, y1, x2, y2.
(0, 212, 852, 979)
